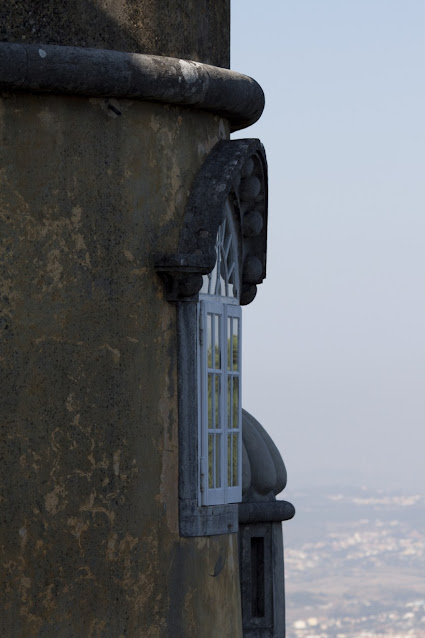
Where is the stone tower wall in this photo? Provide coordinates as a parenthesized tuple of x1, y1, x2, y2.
(0, 2, 245, 636)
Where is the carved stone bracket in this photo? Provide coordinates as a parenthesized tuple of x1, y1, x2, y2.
(155, 138, 268, 305)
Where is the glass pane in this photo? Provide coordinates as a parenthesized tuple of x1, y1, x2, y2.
(217, 225, 226, 295)
(209, 259, 218, 296)
(232, 433, 238, 486)
(233, 376, 239, 428)
(215, 375, 220, 429)
(227, 317, 232, 371)
(227, 434, 232, 486)
(208, 374, 213, 428)
(232, 318, 239, 371)
(224, 230, 232, 260)
(227, 376, 232, 429)
(227, 261, 235, 299)
(215, 434, 221, 488)
(207, 313, 213, 368)
(219, 273, 226, 296)
(208, 434, 214, 489)
(199, 205, 239, 301)
(214, 315, 221, 369)
(215, 245, 222, 296)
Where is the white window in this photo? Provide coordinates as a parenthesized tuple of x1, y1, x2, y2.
(198, 202, 242, 506)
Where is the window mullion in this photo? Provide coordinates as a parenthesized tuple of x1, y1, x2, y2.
(237, 306, 242, 492)
(226, 304, 242, 503)
(222, 305, 228, 504)
(199, 301, 208, 505)
(197, 202, 242, 508)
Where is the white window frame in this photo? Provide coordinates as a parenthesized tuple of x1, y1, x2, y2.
(197, 204, 242, 507)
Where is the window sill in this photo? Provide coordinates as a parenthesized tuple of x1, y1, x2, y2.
(179, 499, 239, 537)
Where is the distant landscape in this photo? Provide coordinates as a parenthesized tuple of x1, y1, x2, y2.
(283, 485, 425, 638)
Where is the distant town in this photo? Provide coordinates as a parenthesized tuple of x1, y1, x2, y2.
(283, 487, 425, 637)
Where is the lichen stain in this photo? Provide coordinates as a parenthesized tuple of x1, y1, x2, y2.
(126, 533, 161, 615)
(158, 445, 178, 534)
(68, 516, 90, 550)
(227, 533, 238, 573)
(130, 266, 148, 276)
(119, 534, 138, 555)
(41, 582, 58, 614)
(162, 154, 182, 224)
(71, 205, 82, 224)
(37, 105, 59, 129)
(45, 248, 63, 287)
(106, 532, 118, 561)
(45, 484, 67, 515)
(19, 526, 28, 549)
(32, 207, 91, 282)
(99, 343, 121, 364)
(19, 576, 31, 602)
(183, 586, 196, 635)
(80, 488, 115, 523)
(113, 450, 121, 476)
(19, 614, 43, 636)
(150, 114, 161, 133)
(66, 392, 79, 412)
(78, 565, 95, 581)
(88, 618, 107, 638)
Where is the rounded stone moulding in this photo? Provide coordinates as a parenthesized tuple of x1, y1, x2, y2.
(0, 42, 264, 131)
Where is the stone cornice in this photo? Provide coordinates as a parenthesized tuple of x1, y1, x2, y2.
(0, 42, 264, 131)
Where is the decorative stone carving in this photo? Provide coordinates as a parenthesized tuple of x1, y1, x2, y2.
(241, 409, 293, 511)
(155, 138, 268, 305)
(243, 210, 263, 238)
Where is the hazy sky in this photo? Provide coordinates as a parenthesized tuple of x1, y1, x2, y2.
(231, 1, 425, 491)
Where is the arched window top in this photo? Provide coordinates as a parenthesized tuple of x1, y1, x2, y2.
(200, 200, 240, 302)
(155, 139, 267, 307)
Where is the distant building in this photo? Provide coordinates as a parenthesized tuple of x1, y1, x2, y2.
(0, 2, 294, 635)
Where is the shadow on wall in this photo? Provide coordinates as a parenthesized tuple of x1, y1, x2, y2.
(0, 0, 230, 67)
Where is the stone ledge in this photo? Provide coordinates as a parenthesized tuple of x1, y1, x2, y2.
(179, 499, 239, 537)
(238, 500, 296, 525)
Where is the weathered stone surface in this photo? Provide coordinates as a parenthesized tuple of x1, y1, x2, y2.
(0, 0, 230, 67)
(0, 92, 240, 636)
